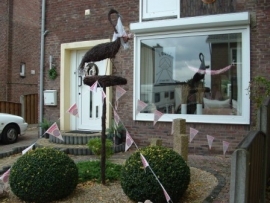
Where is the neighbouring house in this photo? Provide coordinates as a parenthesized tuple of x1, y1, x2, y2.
(41, 0, 270, 154)
(0, 0, 40, 103)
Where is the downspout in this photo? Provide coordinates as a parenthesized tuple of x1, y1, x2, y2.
(39, 0, 46, 137)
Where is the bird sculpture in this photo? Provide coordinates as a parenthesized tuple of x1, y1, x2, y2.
(78, 9, 132, 74)
(190, 53, 209, 88)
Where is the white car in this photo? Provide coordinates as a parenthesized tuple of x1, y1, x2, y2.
(0, 113, 28, 144)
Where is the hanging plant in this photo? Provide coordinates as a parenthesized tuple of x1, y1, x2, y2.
(48, 66, 58, 80)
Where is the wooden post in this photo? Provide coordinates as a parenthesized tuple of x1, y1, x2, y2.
(173, 119, 188, 161)
(101, 87, 106, 185)
(83, 75, 127, 185)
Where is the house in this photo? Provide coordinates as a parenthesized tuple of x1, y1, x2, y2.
(0, 0, 40, 103)
(41, 0, 270, 154)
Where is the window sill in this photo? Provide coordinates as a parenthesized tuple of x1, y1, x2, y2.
(130, 12, 250, 34)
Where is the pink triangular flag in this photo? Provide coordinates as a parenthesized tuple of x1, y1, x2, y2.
(0, 168, 10, 183)
(45, 122, 64, 141)
(102, 90, 106, 101)
(140, 153, 149, 170)
(223, 141, 230, 155)
(161, 185, 171, 203)
(153, 110, 163, 126)
(67, 103, 79, 117)
(90, 81, 98, 92)
(115, 86, 126, 101)
(206, 135, 215, 150)
(114, 110, 120, 126)
(136, 100, 148, 115)
(125, 131, 134, 152)
(189, 127, 198, 143)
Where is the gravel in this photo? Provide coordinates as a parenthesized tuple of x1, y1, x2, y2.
(0, 167, 217, 203)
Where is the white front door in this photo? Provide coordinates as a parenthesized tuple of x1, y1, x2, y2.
(73, 50, 108, 131)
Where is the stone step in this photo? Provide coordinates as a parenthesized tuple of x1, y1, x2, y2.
(48, 131, 101, 145)
(36, 137, 125, 156)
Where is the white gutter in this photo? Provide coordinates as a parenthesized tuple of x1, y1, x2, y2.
(39, 0, 47, 137)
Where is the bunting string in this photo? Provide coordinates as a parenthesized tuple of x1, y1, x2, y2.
(0, 79, 231, 202)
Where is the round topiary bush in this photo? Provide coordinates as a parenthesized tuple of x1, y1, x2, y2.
(121, 146, 190, 203)
(10, 148, 78, 203)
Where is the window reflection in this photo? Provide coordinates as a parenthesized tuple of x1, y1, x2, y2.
(140, 33, 242, 116)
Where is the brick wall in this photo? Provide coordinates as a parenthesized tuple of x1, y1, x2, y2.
(43, 0, 270, 154)
(0, 0, 40, 103)
(0, 0, 9, 101)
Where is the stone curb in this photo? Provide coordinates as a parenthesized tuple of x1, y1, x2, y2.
(0, 145, 29, 175)
(202, 167, 226, 203)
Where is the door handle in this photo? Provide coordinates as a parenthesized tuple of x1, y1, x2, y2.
(78, 76, 82, 87)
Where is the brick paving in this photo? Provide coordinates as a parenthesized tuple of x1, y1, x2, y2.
(0, 126, 232, 202)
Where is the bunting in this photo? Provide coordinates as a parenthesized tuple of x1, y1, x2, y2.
(45, 122, 64, 141)
(136, 100, 148, 115)
(161, 185, 172, 203)
(0, 168, 10, 184)
(223, 141, 230, 155)
(153, 110, 163, 126)
(67, 103, 79, 117)
(90, 81, 98, 92)
(114, 110, 120, 126)
(115, 86, 126, 101)
(140, 153, 149, 170)
(189, 127, 198, 143)
(22, 143, 35, 155)
(125, 131, 134, 152)
(187, 63, 233, 75)
(102, 90, 106, 101)
(206, 135, 215, 150)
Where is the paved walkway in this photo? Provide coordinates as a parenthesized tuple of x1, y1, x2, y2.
(0, 126, 231, 202)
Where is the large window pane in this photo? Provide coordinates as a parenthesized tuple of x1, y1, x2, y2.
(140, 33, 242, 116)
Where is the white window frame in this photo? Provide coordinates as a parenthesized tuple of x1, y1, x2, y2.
(131, 12, 251, 124)
(140, 0, 180, 21)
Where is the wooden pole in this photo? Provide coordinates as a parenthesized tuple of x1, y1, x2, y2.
(101, 87, 106, 184)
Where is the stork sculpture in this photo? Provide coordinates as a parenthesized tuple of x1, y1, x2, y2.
(78, 9, 132, 73)
(190, 53, 209, 88)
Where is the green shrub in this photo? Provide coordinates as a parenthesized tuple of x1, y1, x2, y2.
(9, 148, 78, 203)
(77, 160, 122, 183)
(87, 138, 113, 159)
(121, 146, 190, 203)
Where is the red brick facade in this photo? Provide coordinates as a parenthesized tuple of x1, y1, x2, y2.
(43, 0, 270, 154)
(0, 0, 40, 103)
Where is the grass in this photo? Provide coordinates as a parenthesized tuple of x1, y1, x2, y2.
(76, 160, 122, 183)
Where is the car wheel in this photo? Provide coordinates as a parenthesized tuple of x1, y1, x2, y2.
(2, 124, 19, 144)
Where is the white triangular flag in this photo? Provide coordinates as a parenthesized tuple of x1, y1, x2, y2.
(136, 100, 147, 115)
(0, 168, 10, 184)
(125, 131, 134, 152)
(189, 127, 198, 143)
(153, 110, 163, 126)
(223, 141, 230, 155)
(140, 153, 149, 170)
(90, 81, 98, 92)
(115, 86, 126, 101)
(22, 143, 35, 155)
(206, 135, 215, 150)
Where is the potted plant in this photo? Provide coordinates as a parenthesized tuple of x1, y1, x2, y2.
(38, 118, 54, 138)
(106, 122, 125, 145)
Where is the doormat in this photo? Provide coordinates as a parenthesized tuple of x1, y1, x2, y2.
(65, 131, 98, 134)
